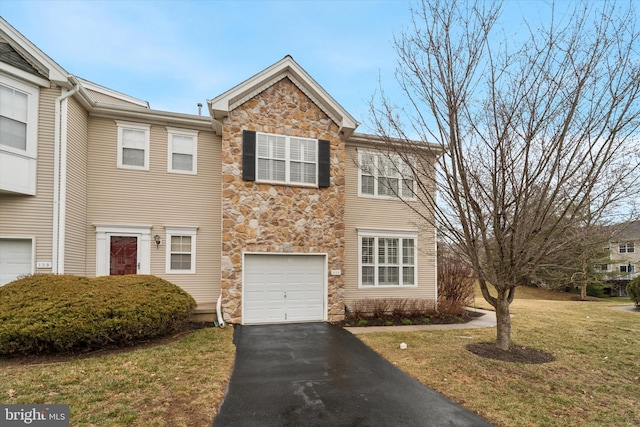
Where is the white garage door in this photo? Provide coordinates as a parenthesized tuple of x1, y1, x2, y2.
(0, 239, 33, 286)
(244, 254, 325, 324)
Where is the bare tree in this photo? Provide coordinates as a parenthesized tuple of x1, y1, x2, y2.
(369, 0, 640, 350)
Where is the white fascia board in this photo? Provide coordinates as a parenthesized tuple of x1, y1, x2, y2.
(208, 56, 358, 136)
(90, 103, 215, 132)
(77, 77, 150, 108)
(0, 17, 69, 86)
(0, 62, 50, 87)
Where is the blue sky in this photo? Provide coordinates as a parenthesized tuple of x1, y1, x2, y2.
(1, 0, 589, 130)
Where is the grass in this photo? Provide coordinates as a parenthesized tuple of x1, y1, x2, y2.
(0, 327, 235, 426)
(2, 286, 638, 426)
(359, 285, 640, 427)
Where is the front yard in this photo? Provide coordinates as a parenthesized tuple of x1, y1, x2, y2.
(361, 287, 640, 426)
(1, 287, 638, 426)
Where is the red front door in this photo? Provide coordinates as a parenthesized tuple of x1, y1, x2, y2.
(110, 236, 138, 275)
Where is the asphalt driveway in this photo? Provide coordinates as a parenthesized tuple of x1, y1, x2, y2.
(213, 323, 492, 426)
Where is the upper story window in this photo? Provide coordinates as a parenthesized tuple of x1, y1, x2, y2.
(358, 150, 415, 200)
(167, 127, 198, 174)
(242, 130, 330, 188)
(256, 132, 317, 185)
(619, 242, 635, 253)
(116, 121, 150, 170)
(0, 77, 38, 158)
(359, 230, 417, 287)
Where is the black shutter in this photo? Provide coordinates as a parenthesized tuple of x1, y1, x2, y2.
(242, 130, 256, 181)
(318, 139, 330, 188)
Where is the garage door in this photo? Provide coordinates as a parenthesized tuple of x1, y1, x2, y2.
(244, 254, 325, 324)
(0, 239, 33, 286)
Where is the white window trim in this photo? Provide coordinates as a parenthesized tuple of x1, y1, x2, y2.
(255, 131, 318, 187)
(619, 264, 635, 273)
(357, 149, 416, 201)
(0, 74, 39, 159)
(167, 127, 198, 175)
(116, 121, 150, 171)
(165, 226, 198, 274)
(357, 229, 418, 288)
(619, 242, 635, 254)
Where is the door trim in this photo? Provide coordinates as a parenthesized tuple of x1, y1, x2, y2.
(95, 224, 151, 276)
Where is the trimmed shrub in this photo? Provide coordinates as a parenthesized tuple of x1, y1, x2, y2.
(0, 274, 196, 355)
(627, 276, 640, 307)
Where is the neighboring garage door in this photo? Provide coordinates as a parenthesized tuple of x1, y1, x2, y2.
(0, 239, 33, 286)
(244, 254, 325, 324)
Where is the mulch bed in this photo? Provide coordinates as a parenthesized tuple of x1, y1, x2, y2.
(466, 342, 555, 364)
(339, 309, 484, 327)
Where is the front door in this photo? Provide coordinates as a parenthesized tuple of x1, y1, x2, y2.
(110, 236, 138, 275)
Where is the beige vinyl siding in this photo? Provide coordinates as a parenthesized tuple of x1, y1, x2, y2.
(343, 144, 437, 309)
(86, 116, 221, 304)
(63, 96, 89, 275)
(0, 85, 60, 274)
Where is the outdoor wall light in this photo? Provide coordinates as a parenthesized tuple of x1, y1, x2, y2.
(154, 234, 161, 249)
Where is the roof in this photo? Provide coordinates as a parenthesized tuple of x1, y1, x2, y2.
(0, 17, 68, 86)
(610, 220, 640, 241)
(208, 55, 358, 137)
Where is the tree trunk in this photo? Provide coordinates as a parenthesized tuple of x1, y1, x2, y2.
(580, 283, 587, 300)
(495, 292, 512, 351)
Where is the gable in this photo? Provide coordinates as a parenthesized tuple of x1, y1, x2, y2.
(0, 40, 42, 77)
(208, 56, 358, 137)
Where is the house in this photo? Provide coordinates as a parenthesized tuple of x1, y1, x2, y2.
(0, 17, 438, 324)
(598, 220, 640, 297)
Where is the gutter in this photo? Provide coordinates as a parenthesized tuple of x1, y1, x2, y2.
(52, 76, 80, 274)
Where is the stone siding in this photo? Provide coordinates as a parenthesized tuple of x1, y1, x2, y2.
(220, 77, 346, 323)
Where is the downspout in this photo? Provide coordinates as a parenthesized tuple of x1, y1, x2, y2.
(216, 293, 226, 328)
(52, 78, 80, 274)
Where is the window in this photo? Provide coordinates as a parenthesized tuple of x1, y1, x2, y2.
(359, 231, 417, 287)
(116, 121, 150, 170)
(358, 150, 415, 199)
(619, 264, 635, 273)
(594, 264, 609, 272)
(256, 132, 317, 185)
(165, 227, 197, 273)
(167, 128, 198, 174)
(0, 76, 39, 195)
(619, 242, 635, 254)
(0, 77, 38, 157)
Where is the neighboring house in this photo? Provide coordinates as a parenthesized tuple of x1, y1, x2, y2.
(0, 18, 438, 324)
(597, 220, 640, 297)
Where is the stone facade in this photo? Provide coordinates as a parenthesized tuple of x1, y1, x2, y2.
(220, 77, 346, 323)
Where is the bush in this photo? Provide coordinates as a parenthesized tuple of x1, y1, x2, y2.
(586, 282, 606, 298)
(0, 274, 196, 355)
(438, 254, 475, 311)
(627, 276, 640, 307)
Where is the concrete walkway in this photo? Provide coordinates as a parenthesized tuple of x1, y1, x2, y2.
(345, 307, 497, 335)
(613, 305, 639, 313)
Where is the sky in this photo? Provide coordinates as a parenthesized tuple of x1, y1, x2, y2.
(0, 0, 609, 131)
